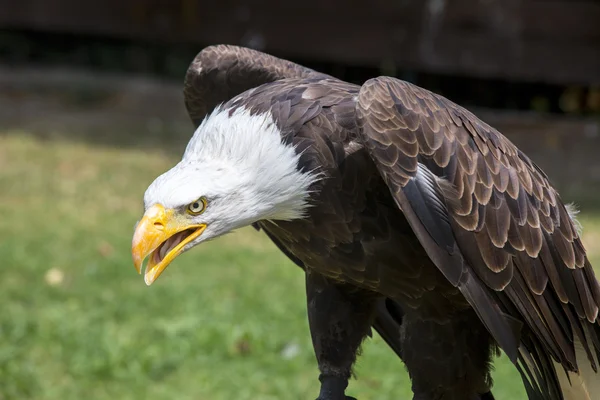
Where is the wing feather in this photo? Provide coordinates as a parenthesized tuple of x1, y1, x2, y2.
(183, 44, 331, 126)
(356, 76, 600, 400)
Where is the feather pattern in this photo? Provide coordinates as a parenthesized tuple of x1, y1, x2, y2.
(356, 76, 600, 400)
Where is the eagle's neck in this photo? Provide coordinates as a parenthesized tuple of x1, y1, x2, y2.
(181, 106, 321, 221)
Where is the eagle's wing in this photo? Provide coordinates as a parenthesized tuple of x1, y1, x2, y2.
(356, 76, 600, 400)
(183, 44, 332, 127)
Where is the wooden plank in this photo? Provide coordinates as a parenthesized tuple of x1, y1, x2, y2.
(1, 0, 599, 85)
(440, 0, 600, 41)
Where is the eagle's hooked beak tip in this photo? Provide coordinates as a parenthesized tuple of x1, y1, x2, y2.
(144, 270, 157, 286)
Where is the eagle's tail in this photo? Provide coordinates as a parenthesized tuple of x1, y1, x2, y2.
(554, 335, 600, 400)
(517, 323, 600, 400)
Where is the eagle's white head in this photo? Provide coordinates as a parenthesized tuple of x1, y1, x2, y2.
(132, 106, 319, 285)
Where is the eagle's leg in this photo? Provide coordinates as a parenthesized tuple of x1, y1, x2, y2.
(305, 271, 378, 400)
(400, 309, 496, 400)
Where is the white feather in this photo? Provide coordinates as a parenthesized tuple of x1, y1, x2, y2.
(142, 105, 320, 246)
(184, 105, 319, 219)
(566, 203, 583, 236)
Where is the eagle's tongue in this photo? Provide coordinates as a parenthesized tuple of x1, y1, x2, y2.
(158, 239, 171, 260)
(156, 230, 189, 262)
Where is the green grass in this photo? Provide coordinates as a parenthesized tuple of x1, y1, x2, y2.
(1, 132, 599, 400)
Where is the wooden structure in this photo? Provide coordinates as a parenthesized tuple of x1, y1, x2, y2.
(1, 0, 599, 86)
(1, 65, 599, 201)
(1, 0, 599, 198)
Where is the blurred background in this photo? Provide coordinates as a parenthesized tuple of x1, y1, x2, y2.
(0, 1, 599, 399)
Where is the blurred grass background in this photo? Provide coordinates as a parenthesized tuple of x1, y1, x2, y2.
(1, 119, 599, 399)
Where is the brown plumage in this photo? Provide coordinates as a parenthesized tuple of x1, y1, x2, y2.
(182, 45, 600, 400)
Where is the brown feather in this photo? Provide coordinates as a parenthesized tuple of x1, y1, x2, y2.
(553, 230, 577, 270)
(507, 217, 526, 252)
(514, 251, 548, 295)
(518, 223, 543, 258)
(475, 229, 511, 272)
(484, 198, 511, 248)
(574, 268, 599, 323)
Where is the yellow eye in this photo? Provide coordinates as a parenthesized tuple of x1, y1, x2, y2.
(187, 197, 208, 215)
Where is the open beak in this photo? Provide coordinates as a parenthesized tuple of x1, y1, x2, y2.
(131, 204, 206, 285)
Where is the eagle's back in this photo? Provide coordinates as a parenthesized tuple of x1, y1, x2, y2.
(226, 78, 469, 318)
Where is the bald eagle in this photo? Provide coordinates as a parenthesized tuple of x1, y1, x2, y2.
(131, 45, 600, 400)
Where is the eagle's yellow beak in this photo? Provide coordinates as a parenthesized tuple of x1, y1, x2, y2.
(131, 204, 206, 285)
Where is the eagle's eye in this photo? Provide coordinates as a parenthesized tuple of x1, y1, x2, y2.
(187, 197, 208, 215)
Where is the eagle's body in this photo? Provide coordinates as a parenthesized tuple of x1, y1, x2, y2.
(132, 45, 600, 400)
(231, 79, 469, 312)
